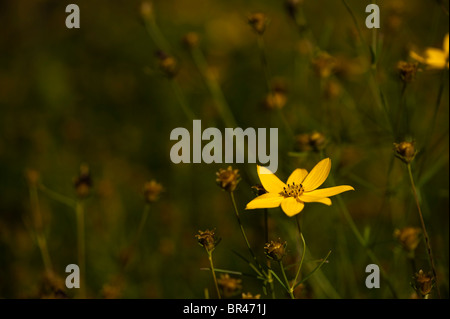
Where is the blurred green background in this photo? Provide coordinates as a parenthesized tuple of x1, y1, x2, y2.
(0, 0, 448, 298)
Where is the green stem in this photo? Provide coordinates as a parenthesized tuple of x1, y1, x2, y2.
(230, 192, 257, 264)
(291, 215, 306, 289)
(170, 80, 196, 121)
(28, 184, 53, 275)
(406, 163, 440, 298)
(208, 252, 221, 299)
(257, 34, 294, 139)
(135, 204, 150, 245)
(419, 68, 447, 176)
(263, 209, 276, 298)
(190, 46, 237, 128)
(279, 261, 295, 299)
(76, 201, 86, 298)
(323, 151, 398, 298)
(38, 184, 76, 208)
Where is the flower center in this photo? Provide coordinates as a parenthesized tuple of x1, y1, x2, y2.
(282, 182, 304, 199)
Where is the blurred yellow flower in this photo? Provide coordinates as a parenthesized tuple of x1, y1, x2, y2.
(245, 158, 354, 217)
(410, 33, 449, 69)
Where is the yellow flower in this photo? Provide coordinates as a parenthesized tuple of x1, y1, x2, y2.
(245, 158, 354, 217)
(410, 33, 449, 69)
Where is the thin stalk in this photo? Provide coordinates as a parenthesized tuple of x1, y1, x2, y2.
(170, 80, 196, 121)
(279, 261, 295, 299)
(256, 35, 294, 139)
(230, 192, 257, 264)
(142, 11, 171, 53)
(342, 0, 394, 136)
(75, 200, 86, 298)
(122, 204, 151, 271)
(322, 151, 398, 298)
(190, 46, 237, 128)
(264, 209, 276, 298)
(208, 252, 221, 299)
(406, 163, 440, 298)
(135, 204, 151, 245)
(28, 184, 53, 275)
(419, 68, 447, 176)
(38, 184, 76, 208)
(291, 215, 306, 290)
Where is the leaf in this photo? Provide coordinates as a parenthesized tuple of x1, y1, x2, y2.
(294, 250, 332, 289)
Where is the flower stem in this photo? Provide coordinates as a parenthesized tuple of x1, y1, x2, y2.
(230, 192, 257, 264)
(256, 34, 294, 140)
(407, 163, 440, 298)
(208, 251, 221, 299)
(135, 204, 151, 246)
(264, 209, 276, 299)
(321, 151, 398, 298)
(189, 46, 237, 128)
(75, 200, 86, 298)
(170, 80, 196, 121)
(279, 261, 295, 299)
(28, 184, 53, 275)
(291, 215, 306, 290)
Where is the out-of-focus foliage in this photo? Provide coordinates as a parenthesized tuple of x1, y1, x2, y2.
(0, 0, 448, 299)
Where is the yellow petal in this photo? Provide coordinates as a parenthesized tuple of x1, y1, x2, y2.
(287, 168, 308, 185)
(410, 51, 426, 64)
(281, 197, 304, 217)
(443, 33, 449, 56)
(245, 193, 283, 210)
(299, 195, 332, 206)
(305, 185, 354, 198)
(257, 165, 286, 193)
(301, 158, 331, 192)
(424, 48, 447, 69)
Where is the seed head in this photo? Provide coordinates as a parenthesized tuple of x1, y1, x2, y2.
(25, 169, 40, 186)
(397, 61, 418, 83)
(156, 51, 178, 78)
(216, 166, 240, 192)
(248, 13, 268, 35)
(294, 131, 326, 152)
(312, 52, 336, 79)
(217, 274, 242, 298)
(195, 229, 221, 253)
(74, 164, 92, 199)
(414, 270, 433, 297)
(394, 227, 421, 252)
(242, 292, 261, 299)
(140, 2, 153, 20)
(143, 180, 163, 203)
(393, 141, 417, 164)
(264, 238, 287, 261)
(182, 32, 199, 49)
